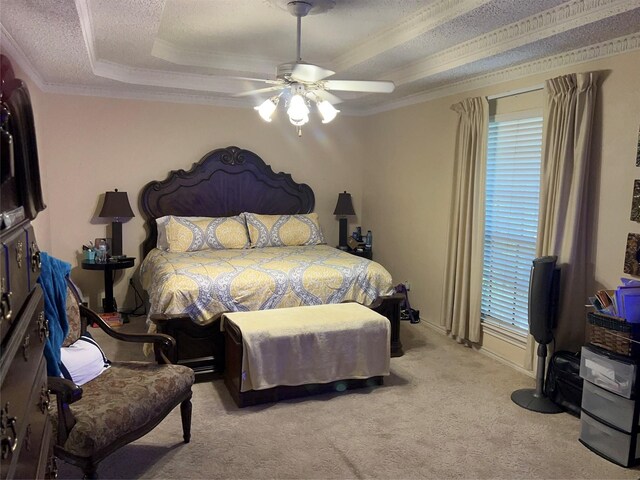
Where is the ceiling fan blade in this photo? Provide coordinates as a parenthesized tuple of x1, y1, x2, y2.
(232, 76, 282, 85)
(311, 90, 343, 105)
(323, 80, 395, 93)
(291, 63, 335, 83)
(233, 85, 285, 98)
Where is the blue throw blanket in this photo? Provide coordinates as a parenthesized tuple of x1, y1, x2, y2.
(37, 252, 71, 377)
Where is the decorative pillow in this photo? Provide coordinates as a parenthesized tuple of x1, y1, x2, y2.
(244, 212, 325, 248)
(59, 331, 110, 386)
(156, 214, 250, 252)
(63, 284, 82, 347)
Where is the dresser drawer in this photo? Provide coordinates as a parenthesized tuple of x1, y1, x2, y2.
(0, 287, 46, 477)
(2, 357, 52, 480)
(581, 380, 637, 433)
(0, 226, 29, 345)
(580, 346, 637, 398)
(580, 410, 640, 467)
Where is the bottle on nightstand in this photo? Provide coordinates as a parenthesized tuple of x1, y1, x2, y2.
(365, 230, 372, 250)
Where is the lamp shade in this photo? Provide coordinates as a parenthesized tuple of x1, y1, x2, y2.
(333, 191, 355, 216)
(98, 189, 134, 219)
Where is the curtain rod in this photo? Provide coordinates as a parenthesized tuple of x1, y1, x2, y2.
(487, 84, 544, 100)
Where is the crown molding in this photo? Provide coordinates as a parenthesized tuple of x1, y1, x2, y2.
(331, 0, 492, 72)
(40, 81, 249, 109)
(385, 0, 640, 86)
(74, 0, 97, 72)
(359, 31, 640, 116)
(0, 25, 47, 91)
(90, 59, 241, 94)
(75, 0, 243, 94)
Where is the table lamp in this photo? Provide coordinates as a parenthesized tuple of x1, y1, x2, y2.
(98, 189, 134, 258)
(333, 191, 356, 250)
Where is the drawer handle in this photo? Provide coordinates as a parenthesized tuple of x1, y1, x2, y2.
(46, 456, 58, 479)
(0, 290, 11, 322)
(15, 241, 23, 269)
(31, 242, 41, 272)
(0, 403, 18, 460)
(38, 312, 49, 342)
(22, 333, 30, 361)
(39, 384, 51, 414)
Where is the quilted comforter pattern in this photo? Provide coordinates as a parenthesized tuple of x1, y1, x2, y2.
(140, 244, 393, 325)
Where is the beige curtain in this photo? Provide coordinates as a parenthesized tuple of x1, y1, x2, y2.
(526, 73, 598, 369)
(441, 97, 489, 343)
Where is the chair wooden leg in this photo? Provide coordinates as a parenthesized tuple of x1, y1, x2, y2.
(180, 395, 192, 443)
(83, 465, 98, 479)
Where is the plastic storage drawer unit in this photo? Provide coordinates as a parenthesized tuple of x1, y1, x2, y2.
(581, 380, 637, 433)
(580, 346, 637, 398)
(580, 411, 640, 467)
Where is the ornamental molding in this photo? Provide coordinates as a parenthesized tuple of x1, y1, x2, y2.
(361, 32, 640, 116)
(331, 0, 492, 72)
(386, 0, 640, 86)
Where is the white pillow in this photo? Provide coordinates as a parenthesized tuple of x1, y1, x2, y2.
(60, 332, 110, 386)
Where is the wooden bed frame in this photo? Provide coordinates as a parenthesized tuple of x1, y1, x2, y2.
(139, 146, 403, 375)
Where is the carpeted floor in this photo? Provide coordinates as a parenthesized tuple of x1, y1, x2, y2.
(57, 316, 639, 479)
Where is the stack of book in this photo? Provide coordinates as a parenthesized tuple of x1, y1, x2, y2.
(98, 311, 123, 328)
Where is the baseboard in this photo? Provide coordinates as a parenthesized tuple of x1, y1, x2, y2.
(423, 319, 535, 378)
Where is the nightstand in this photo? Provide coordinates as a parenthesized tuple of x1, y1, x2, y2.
(347, 248, 372, 260)
(81, 257, 135, 312)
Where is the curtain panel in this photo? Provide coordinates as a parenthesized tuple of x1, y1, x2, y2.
(441, 97, 489, 343)
(526, 72, 598, 369)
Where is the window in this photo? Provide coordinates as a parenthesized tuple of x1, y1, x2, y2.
(481, 113, 543, 331)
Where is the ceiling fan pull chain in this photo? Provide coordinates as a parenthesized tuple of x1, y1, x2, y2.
(296, 14, 302, 62)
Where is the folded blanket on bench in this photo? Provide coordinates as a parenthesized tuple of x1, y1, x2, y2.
(222, 303, 390, 392)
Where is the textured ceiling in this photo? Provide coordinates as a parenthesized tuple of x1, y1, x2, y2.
(1, 0, 639, 115)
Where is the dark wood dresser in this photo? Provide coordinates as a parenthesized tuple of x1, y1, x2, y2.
(0, 222, 54, 479)
(1, 54, 53, 479)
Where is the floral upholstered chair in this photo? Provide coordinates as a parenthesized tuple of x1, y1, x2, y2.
(48, 281, 195, 479)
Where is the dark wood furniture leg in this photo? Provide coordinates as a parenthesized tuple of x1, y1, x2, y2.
(370, 293, 405, 357)
(180, 395, 192, 443)
(151, 314, 225, 374)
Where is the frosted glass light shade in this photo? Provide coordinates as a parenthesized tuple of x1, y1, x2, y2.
(317, 100, 339, 123)
(255, 98, 278, 122)
(287, 94, 310, 126)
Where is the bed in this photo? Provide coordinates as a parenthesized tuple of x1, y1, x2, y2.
(139, 146, 404, 374)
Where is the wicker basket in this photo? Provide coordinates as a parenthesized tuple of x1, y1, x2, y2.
(586, 312, 640, 357)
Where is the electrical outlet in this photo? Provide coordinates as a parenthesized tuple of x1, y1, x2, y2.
(404, 281, 411, 291)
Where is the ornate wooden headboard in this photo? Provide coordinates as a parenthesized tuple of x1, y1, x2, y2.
(139, 146, 315, 256)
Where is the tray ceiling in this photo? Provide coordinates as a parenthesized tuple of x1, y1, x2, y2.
(1, 0, 639, 115)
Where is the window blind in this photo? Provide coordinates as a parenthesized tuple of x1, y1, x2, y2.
(481, 115, 543, 331)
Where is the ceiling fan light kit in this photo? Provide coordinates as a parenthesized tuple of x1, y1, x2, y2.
(255, 97, 279, 122)
(241, 0, 394, 136)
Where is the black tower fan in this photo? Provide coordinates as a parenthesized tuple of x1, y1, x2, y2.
(511, 256, 562, 413)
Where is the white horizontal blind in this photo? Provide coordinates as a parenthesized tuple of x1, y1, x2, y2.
(481, 115, 543, 331)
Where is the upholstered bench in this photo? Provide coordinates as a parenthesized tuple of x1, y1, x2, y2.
(222, 303, 390, 407)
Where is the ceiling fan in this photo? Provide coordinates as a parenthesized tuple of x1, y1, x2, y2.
(235, 0, 395, 134)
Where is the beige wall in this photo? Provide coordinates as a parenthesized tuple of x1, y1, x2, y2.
(363, 49, 640, 369)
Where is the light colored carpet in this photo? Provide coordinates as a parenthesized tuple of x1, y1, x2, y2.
(57, 317, 639, 479)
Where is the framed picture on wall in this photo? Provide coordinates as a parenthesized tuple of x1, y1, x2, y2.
(624, 233, 640, 276)
(631, 180, 640, 222)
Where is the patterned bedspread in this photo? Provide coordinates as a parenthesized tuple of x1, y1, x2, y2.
(140, 244, 394, 325)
